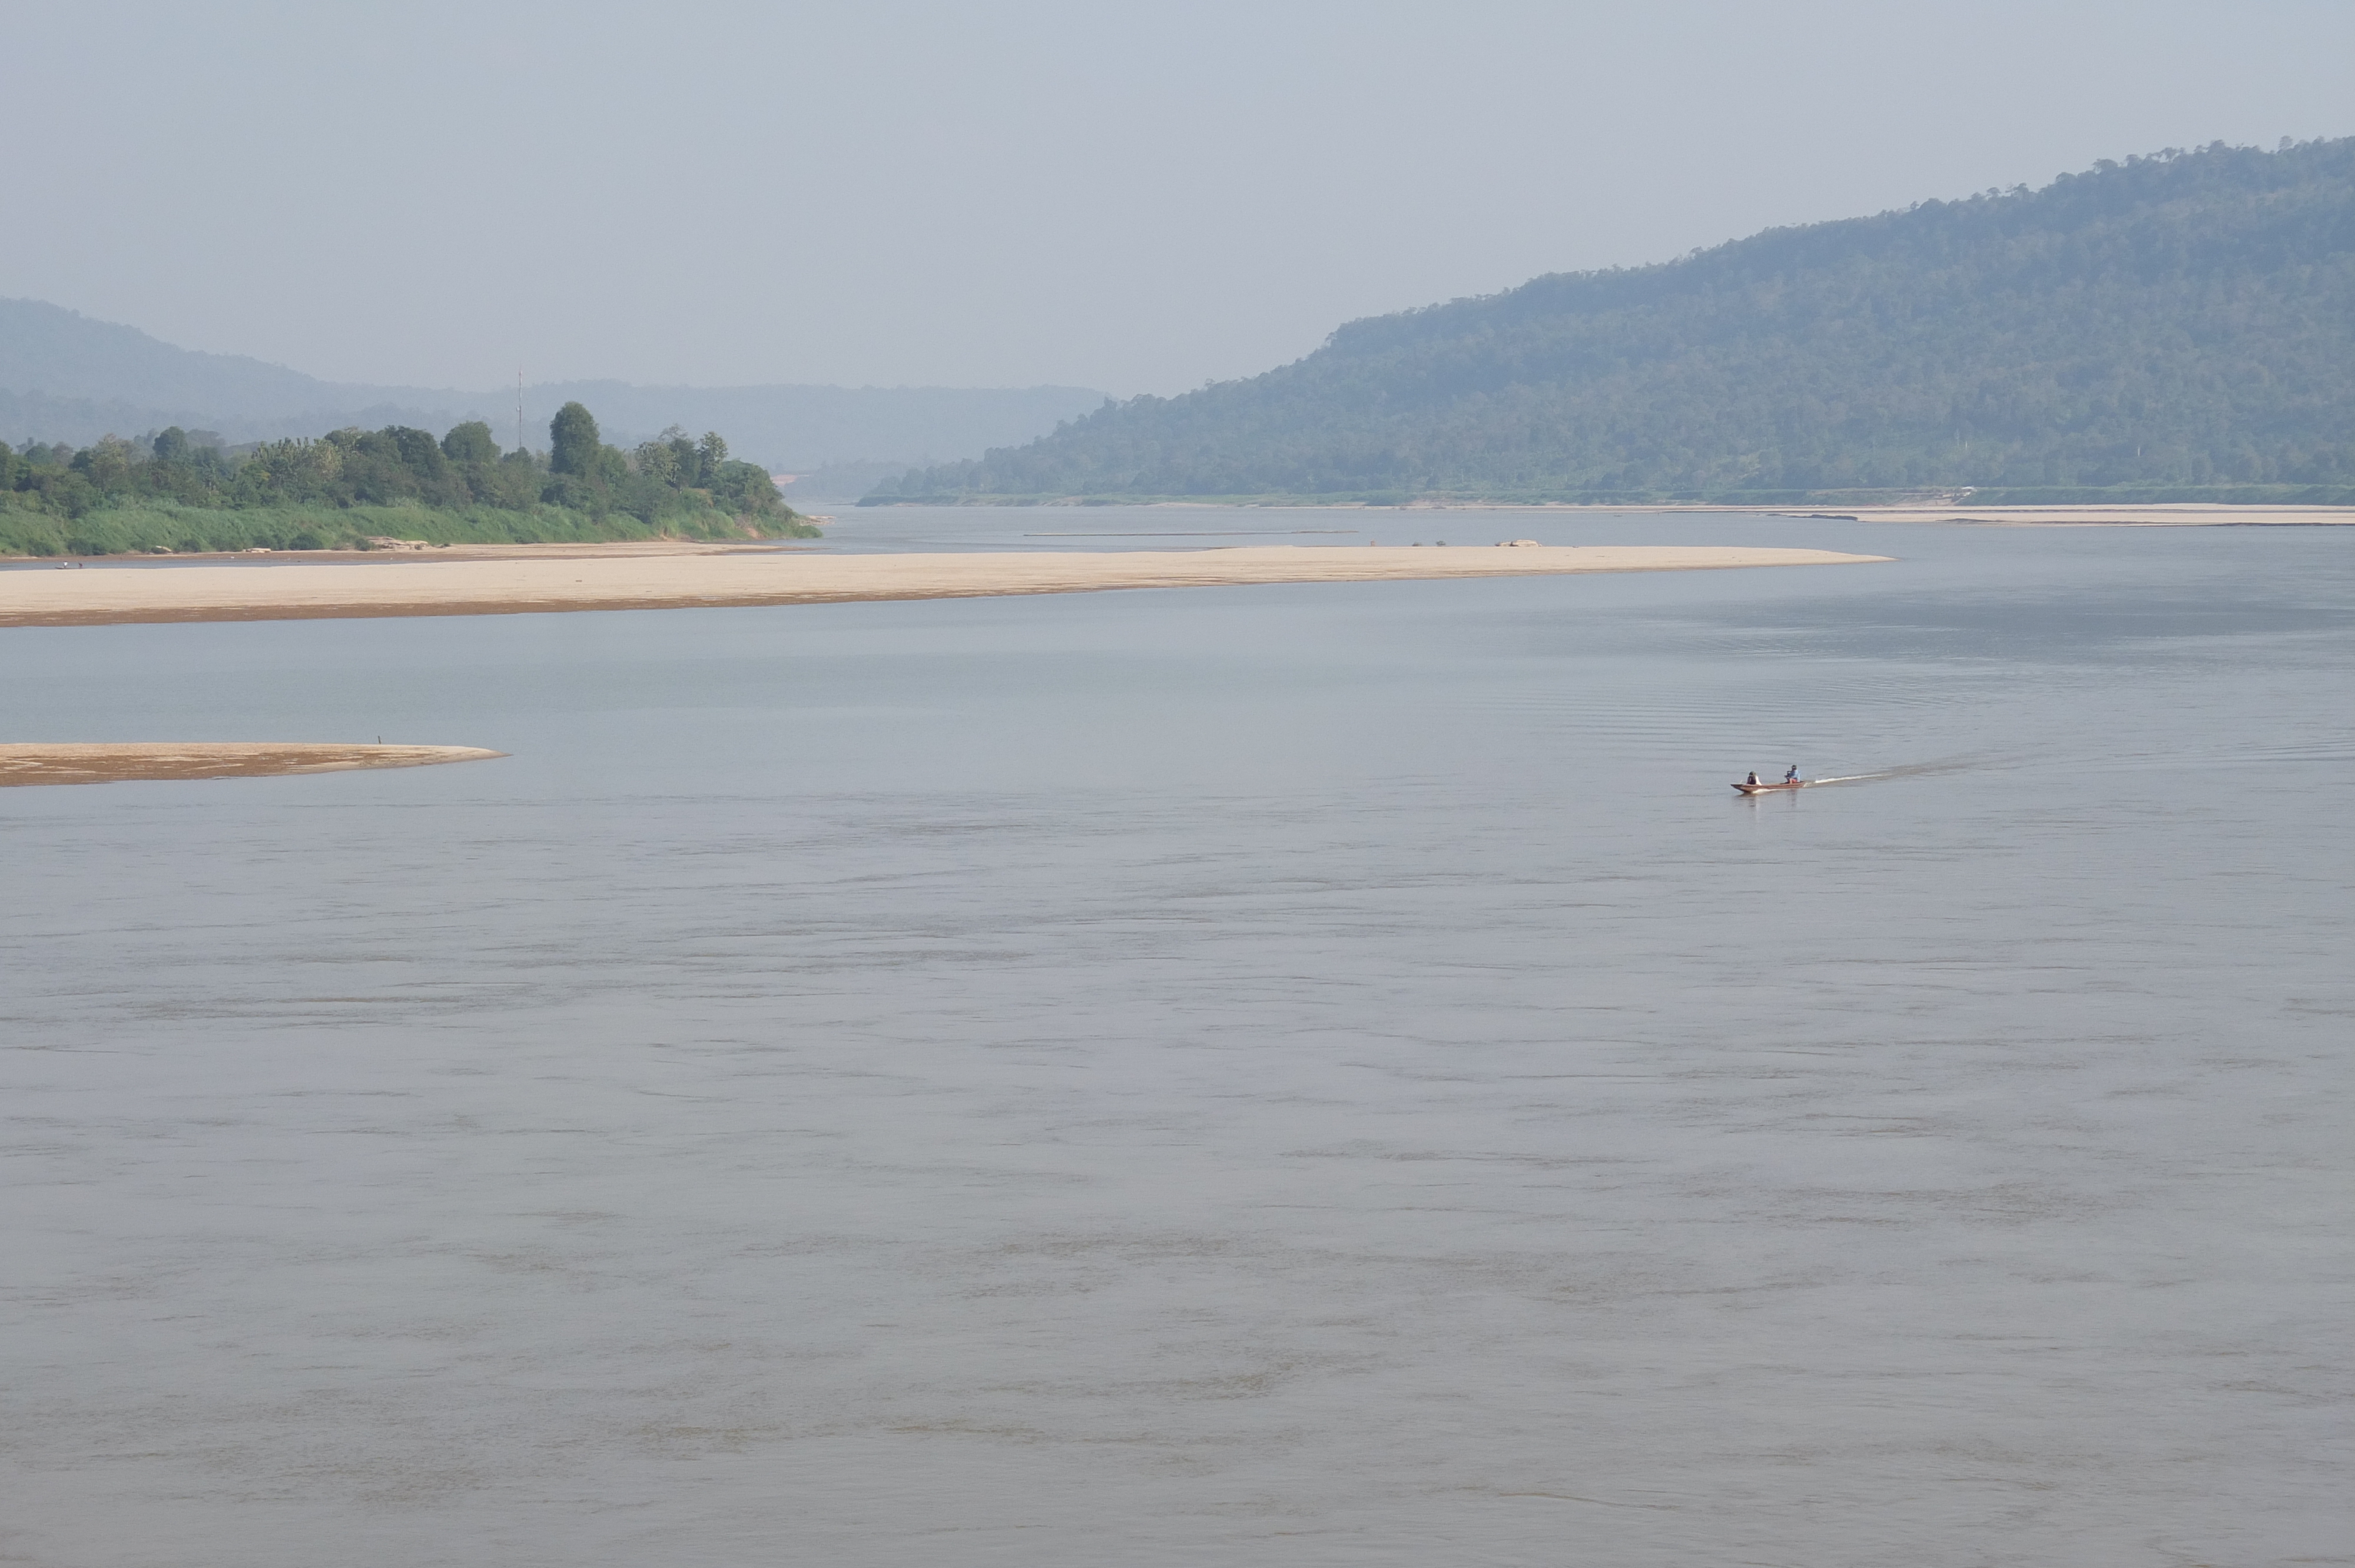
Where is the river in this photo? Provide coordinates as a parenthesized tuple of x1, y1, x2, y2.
(4, 509, 2348, 1565)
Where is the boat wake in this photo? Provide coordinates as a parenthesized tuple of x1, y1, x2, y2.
(1806, 756, 1988, 786)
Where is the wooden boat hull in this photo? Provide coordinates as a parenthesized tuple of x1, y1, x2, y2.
(1733, 781, 1809, 793)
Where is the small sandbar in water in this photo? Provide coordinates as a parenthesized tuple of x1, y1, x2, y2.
(0, 742, 505, 786)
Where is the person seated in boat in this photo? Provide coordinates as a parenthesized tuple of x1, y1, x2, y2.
(1785, 766, 1800, 783)
(1746, 772, 1760, 787)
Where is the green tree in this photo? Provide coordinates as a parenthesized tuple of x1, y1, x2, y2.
(696, 432, 728, 484)
(708, 459, 786, 517)
(549, 402, 601, 477)
(387, 426, 446, 479)
(633, 436, 679, 484)
(151, 427, 191, 463)
(442, 421, 499, 464)
(72, 436, 135, 491)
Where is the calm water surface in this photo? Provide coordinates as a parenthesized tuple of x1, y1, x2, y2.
(3, 511, 2349, 1566)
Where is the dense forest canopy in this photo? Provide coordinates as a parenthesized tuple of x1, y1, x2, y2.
(1, 401, 812, 556)
(872, 138, 2355, 505)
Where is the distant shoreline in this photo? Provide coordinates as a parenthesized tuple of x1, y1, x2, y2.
(0, 543, 1889, 629)
(856, 499, 2355, 527)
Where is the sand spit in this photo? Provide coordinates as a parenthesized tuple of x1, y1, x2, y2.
(0, 743, 506, 787)
(0, 544, 1887, 629)
(1822, 504, 2355, 528)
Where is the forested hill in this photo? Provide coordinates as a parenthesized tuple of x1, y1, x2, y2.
(872, 138, 2355, 506)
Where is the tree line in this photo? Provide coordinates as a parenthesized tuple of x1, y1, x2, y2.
(871, 138, 2355, 505)
(2, 403, 809, 553)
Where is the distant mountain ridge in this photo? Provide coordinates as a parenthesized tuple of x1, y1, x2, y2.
(873, 138, 2355, 504)
(0, 299, 1106, 470)
(0, 299, 416, 413)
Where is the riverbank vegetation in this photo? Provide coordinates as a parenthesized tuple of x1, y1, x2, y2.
(870, 139, 2355, 507)
(2, 403, 817, 556)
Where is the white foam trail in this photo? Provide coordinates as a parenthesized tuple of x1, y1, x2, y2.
(1803, 756, 1991, 786)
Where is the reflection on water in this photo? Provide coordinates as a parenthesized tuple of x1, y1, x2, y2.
(2, 513, 2350, 1567)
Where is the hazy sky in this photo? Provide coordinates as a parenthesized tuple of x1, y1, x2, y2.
(6, 1, 2350, 396)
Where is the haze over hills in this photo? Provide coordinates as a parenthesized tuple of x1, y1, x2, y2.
(0, 299, 1105, 480)
(874, 138, 2355, 506)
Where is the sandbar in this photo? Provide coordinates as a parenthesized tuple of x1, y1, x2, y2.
(0, 743, 506, 787)
(1820, 504, 2355, 528)
(0, 544, 1888, 629)
(1379, 501, 2355, 527)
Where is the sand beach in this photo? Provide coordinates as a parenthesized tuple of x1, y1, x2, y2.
(0, 543, 1888, 629)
